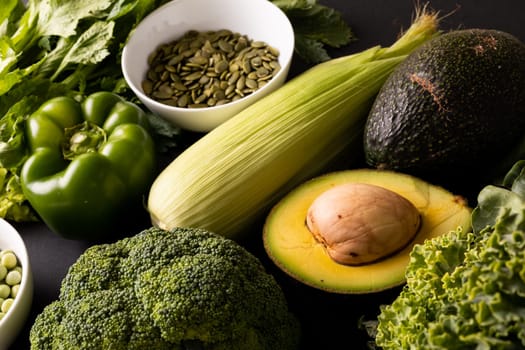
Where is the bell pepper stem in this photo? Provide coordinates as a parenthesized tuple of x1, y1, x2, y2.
(63, 121, 107, 160)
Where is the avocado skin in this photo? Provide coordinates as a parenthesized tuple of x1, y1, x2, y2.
(364, 29, 525, 186)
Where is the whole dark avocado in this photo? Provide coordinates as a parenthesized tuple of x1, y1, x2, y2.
(364, 29, 525, 190)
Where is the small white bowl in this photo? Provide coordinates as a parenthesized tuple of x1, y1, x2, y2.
(122, 0, 295, 132)
(0, 219, 33, 350)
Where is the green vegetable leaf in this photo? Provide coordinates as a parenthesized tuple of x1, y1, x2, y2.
(502, 160, 525, 198)
(146, 112, 181, 154)
(375, 160, 525, 350)
(273, 0, 355, 63)
(51, 21, 115, 81)
(472, 185, 525, 234)
(0, 112, 26, 169)
(0, 0, 22, 37)
(28, 0, 112, 39)
(0, 0, 18, 23)
(0, 168, 38, 222)
(293, 36, 331, 63)
(271, 0, 316, 11)
(107, 0, 158, 22)
(106, 0, 139, 21)
(0, 37, 18, 75)
(472, 161, 525, 234)
(286, 4, 354, 48)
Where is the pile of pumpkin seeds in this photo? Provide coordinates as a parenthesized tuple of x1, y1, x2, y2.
(142, 29, 281, 108)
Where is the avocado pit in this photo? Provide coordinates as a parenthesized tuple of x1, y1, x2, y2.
(306, 183, 421, 266)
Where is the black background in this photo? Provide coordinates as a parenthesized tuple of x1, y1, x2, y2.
(10, 1, 525, 349)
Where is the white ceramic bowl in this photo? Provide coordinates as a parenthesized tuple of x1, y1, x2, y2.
(122, 0, 295, 132)
(0, 219, 33, 350)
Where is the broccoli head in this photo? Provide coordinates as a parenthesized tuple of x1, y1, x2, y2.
(30, 227, 301, 350)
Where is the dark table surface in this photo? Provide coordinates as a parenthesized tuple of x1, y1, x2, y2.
(10, 1, 525, 349)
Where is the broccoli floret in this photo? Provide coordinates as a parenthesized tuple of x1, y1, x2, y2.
(58, 241, 131, 300)
(30, 227, 300, 350)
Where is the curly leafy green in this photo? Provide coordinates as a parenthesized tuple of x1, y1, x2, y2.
(374, 161, 525, 349)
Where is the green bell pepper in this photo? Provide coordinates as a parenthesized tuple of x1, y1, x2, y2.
(21, 91, 156, 240)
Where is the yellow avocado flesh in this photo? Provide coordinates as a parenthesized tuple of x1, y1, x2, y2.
(263, 169, 472, 294)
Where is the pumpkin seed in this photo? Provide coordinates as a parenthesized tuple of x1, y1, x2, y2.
(199, 75, 211, 85)
(146, 70, 158, 81)
(189, 56, 208, 66)
(225, 84, 236, 97)
(219, 81, 229, 90)
(215, 60, 229, 74)
(183, 71, 203, 81)
(161, 98, 179, 107)
(165, 65, 177, 73)
(167, 55, 184, 66)
(251, 41, 266, 48)
(245, 78, 258, 89)
(218, 39, 233, 53)
(256, 67, 270, 78)
(228, 71, 240, 85)
(268, 46, 280, 57)
(236, 75, 246, 90)
(142, 29, 281, 108)
(188, 103, 209, 108)
(177, 94, 190, 107)
(250, 56, 262, 68)
(241, 59, 251, 74)
(172, 81, 188, 91)
(160, 70, 170, 81)
(153, 88, 173, 99)
(216, 99, 230, 106)
(194, 94, 208, 104)
(142, 80, 153, 95)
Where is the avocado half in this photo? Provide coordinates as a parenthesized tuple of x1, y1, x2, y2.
(263, 169, 472, 294)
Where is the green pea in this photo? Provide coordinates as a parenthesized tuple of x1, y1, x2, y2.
(5, 270, 21, 286)
(0, 265, 6, 280)
(0, 251, 17, 270)
(1, 298, 13, 313)
(11, 284, 19, 298)
(0, 284, 9, 299)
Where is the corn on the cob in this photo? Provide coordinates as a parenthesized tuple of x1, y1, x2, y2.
(148, 10, 441, 239)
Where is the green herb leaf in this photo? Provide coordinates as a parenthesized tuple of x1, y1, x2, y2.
(0, 37, 20, 80)
(293, 36, 331, 63)
(0, 168, 38, 222)
(274, 1, 355, 63)
(52, 21, 115, 81)
(0, 112, 26, 169)
(28, 0, 112, 39)
(0, 0, 20, 30)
